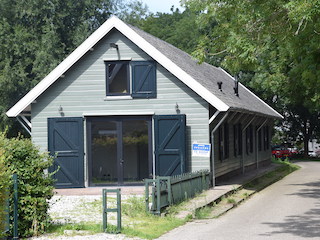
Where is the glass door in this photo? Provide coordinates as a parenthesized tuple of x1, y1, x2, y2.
(122, 119, 150, 184)
(90, 120, 118, 185)
(88, 116, 152, 186)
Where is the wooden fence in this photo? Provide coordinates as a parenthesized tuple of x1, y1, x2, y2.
(145, 171, 212, 215)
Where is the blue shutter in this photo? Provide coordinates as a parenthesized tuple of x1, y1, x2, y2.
(48, 117, 84, 188)
(154, 115, 186, 176)
(131, 61, 156, 98)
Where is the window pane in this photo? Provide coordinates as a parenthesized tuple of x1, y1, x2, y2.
(224, 123, 229, 158)
(107, 62, 129, 94)
(122, 120, 150, 183)
(91, 121, 117, 185)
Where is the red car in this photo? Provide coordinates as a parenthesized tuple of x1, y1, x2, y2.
(272, 147, 292, 159)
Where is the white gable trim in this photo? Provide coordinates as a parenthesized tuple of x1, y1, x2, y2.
(7, 16, 229, 117)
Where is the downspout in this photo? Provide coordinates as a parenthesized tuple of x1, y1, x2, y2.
(241, 116, 255, 174)
(210, 111, 229, 187)
(255, 119, 268, 169)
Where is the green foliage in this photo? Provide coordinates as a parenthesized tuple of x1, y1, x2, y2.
(144, 8, 200, 54)
(0, 0, 130, 136)
(0, 133, 54, 237)
(122, 196, 146, 218)
(185, 0, 320, 149)
(0, 150, 10, 237)
(194, 206, 212, 219)
(127, 7, 200, 55)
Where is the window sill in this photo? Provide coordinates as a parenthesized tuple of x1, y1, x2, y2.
(104, 96, 133, 101)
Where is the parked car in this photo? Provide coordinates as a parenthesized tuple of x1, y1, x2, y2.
(308, 151, 317, 157)
(272, 146, 293, 159)
(288, 147, 299, 155)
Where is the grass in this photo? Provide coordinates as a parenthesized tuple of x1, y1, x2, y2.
(48, 195, 187, 240)
(194, 206, 212, 219)
(243, 158, 300, 191)
(47, 222, 101, 235)
(120, 196, 186, 239)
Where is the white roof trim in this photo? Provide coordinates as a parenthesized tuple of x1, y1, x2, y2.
(218, 67, 283, 119)
(7, 16, 229, 117)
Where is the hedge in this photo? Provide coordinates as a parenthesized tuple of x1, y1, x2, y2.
(0, 150, 10, 238)
(0, 133, 54, 237)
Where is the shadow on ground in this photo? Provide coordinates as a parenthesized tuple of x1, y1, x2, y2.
(261, 180, 320, 238)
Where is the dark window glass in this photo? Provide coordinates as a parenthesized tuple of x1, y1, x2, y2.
(224, 123, 229, 159)
(266, 126, 270, 150)
(238, 123, 242, 155)
(246, 127, 249, 155)
(218, 126, 223, 160)
(234, 125, 238, 157)
(258, 128, 262, 151)
(106, 61, 129, 95)
(249, 125, 253, 153)
(263, 126, 270, 151)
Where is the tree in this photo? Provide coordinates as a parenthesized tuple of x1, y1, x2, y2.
(140, 8, 200, 54)
(119, 0, 150, 27)
(0, 0, 127, 137)
(184, 0, 320, 155)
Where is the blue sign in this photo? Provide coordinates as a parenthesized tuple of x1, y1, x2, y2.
(192, 143, 211, 157)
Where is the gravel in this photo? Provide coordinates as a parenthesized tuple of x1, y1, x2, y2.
(29, 233, 141, 240)
(27, 195, 143, 240)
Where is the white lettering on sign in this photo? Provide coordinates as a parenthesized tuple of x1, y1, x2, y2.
(192, 143, 211, 157)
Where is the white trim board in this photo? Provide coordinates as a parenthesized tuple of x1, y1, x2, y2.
(82, 111, 155, 116)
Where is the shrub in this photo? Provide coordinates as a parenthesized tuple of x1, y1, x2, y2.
(0, 133, 54, 237)
(0, 150, 10, 238)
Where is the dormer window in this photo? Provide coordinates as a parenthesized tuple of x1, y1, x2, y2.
(105, 60, 156, 98)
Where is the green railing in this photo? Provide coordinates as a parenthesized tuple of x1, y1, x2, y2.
(1, 174, 18, 239)
(145, 170, 212, 215)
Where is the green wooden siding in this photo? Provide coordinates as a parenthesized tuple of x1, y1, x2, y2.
(214, 118, 272, 178)
(31, 29, 210, 175)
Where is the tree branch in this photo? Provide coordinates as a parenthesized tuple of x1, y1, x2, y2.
(207, 49, 227, 56)
(295, 17, 305, 35)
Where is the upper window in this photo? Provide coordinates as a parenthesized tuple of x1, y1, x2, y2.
(106, 61, 130, 95)
(105, 61, 156, 98)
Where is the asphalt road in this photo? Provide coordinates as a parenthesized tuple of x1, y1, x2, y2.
(157, 161, 320, 240)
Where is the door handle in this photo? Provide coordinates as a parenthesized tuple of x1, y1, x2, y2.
(120, 159, 124, 164)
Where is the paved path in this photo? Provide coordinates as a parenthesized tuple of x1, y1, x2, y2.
(157, 161, 320, 240)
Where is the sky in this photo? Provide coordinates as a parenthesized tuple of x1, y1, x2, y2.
(139, 0, 184, 13)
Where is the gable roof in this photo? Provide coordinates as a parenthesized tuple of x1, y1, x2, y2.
(6, 16, 282, 119)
